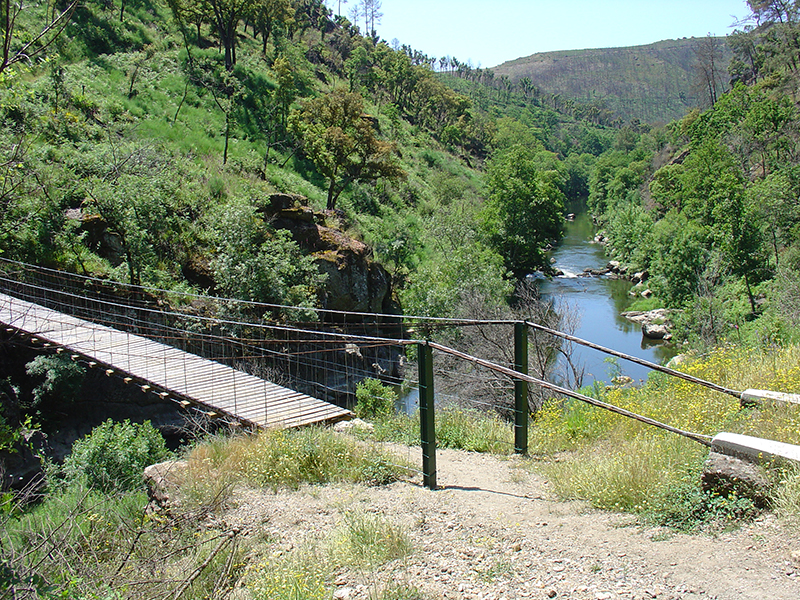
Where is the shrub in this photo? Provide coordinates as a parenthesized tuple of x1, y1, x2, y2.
(354, 378, 397, 420)
(25, 354, 85, 407)
(184, 427, 408, 495)
(62, 419, 171, 492)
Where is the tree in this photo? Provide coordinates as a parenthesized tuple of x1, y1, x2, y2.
(362, 0, 382, 36)
(693, 34, 727, 107)
(736, 0, 800, 77)
(289, 89, 405, 210)
(250, 0, 293, 54)
(482, 145, 565, 278)
(202, 0, 254, 70)
(1, 0, 77, 76)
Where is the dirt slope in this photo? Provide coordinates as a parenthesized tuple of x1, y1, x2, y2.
(222, 445, 800, 600)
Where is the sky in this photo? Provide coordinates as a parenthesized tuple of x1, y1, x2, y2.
(336, 0, 752, 68)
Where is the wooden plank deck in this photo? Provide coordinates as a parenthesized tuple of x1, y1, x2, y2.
(0, 292, 352, 429)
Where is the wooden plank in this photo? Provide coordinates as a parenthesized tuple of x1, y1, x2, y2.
(0, 292, 352, 429)
(259, 400, 349, 422)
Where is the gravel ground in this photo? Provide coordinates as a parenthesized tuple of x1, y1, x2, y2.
(218, 444, 800, 600)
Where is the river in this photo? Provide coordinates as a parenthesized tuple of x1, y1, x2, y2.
(537, 212, 675, 387)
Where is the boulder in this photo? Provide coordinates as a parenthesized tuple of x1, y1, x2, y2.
(701, 451, 772, 509)
(622, 309, 672, 341)
(264, 192, 306, 212)
(642, 322, 671, 340)
(621, 308, 669, 324)
(144, 459, 188, 508)
(333, 418, 374, 433)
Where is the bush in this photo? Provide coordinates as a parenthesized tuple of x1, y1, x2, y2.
(62, 419, 171, 492)
(184, 427, 408, 496)
(25, 354, 85, 408)
(354, 378, 397, 420)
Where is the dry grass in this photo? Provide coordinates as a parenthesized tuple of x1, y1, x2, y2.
(529, 343, 800, 526)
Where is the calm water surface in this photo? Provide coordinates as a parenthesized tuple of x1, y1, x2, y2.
(537, 213, 675, 386)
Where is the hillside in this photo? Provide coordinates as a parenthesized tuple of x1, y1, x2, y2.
(493, 38, 733, 124)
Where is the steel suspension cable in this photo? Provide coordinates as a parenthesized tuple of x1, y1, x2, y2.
(524, 320, 742, 398)
(426, 341, 714, 447)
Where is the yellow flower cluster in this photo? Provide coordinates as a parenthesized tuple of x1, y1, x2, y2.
(528, 343, 800, 513)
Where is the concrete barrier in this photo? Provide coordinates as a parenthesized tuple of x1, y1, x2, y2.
(711, 432, 800, 465)
(740, 389, 800, 408)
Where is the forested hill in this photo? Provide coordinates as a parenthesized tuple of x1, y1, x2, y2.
(492, 38, 732, 125)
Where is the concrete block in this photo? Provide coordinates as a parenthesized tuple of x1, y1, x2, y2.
(740, 388, 800, 407)
(711, 432, 800, 465)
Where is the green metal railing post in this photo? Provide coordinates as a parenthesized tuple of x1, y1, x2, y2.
(418, 342, 437, 489)
(514, 321, 529, 454)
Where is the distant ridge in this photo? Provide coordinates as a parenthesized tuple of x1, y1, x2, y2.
(492, 38, 732, 125)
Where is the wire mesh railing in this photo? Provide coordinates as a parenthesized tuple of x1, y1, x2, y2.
(0, 257, 413, 410)
(2, 257, 780, 489)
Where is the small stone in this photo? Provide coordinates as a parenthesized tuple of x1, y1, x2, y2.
(512, 541, 522, 552)
(333, 588, 354, 600)
(791, 550, 800, 566)
(546, 589, 557, 598)
(596, 593, 612, 600)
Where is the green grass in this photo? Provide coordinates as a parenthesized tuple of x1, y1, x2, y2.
(327, 509, 412, 570)
(363, 405, 515, 454)
(528, 343, 800, 529)
(0, 483, 243, 600)
(183, 427, 409, 504)
(244, 509, 415, 600)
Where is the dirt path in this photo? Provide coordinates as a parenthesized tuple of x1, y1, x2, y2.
(224, 445, 800, 600)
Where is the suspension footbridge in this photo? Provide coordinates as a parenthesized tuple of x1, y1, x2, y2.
(0, 291, 352, 430)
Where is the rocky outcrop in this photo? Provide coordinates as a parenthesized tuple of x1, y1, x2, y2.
(702, 451, 772, 509)
(67, 209, 126, 267)
(621, 308, 673, 341)
(144, 459, 188, 509)
(261, 194, 396, 318)
(312, 230, 391, 315)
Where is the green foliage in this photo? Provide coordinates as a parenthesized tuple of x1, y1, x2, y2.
(211, 202, 324, 313)
(400, 243, 512, 319)
(645, 471, 760, 532)
(289, 88, 405, 210)
(62, 419, 171, 492)
(186, 427, 407, 495)
(25, 354, 85, 408)
(603, 202, 654, 269)
(482, 144, 565, 277)
(354, 378, 397, 420)
(0, 379, 22, 452)
(648, 212, 708, 306)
